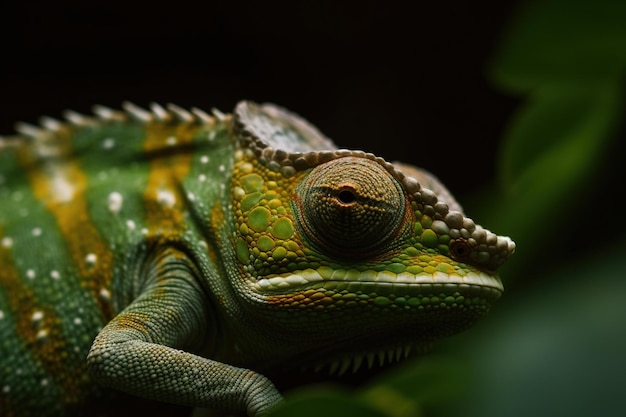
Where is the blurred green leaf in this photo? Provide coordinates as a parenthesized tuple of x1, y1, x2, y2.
(490, 0, 626, 92)
(478, 0, 626, 275)
(438, 241, 626, 417)
(482, 83, 622, 271)
(269, 385, 386, 417)
(498, 85, 619, 191)
(359, 356, 468, 417)
(269, 355, 468, 417)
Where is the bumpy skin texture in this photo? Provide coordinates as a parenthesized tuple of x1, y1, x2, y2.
(0, 101, 515, 417)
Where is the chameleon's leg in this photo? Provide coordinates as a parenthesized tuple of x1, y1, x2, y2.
(87, 246, 282, 417)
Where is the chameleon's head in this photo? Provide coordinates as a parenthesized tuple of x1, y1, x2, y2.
(227, 102, 515, 372)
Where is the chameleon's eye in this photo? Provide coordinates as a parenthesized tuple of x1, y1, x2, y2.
(294, 157, 406, 258)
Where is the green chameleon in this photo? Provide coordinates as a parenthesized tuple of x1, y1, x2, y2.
(0, 101, 515, 417)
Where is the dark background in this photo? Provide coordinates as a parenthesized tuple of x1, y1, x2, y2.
(0, 0, 519, 200)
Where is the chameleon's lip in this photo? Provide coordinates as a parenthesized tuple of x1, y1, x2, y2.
(255, 268, 503, 297)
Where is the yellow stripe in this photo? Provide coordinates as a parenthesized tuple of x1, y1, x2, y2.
(17, 130, 114, 319)
(0, 227, 86, 410)
(143, 122, 199, 237)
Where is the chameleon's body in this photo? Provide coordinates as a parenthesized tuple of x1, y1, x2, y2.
(0, 101, 515, 417)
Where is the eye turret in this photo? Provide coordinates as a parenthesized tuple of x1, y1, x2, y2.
(294, 157, 407, 259)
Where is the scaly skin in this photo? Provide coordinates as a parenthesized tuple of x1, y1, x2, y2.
(0, 101, 515, 416)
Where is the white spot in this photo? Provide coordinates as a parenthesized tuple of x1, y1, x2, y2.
(12, 191, 23, 201)
(108, 191, 123, 214)
(102, 137, 116, 149)
(200, 155, 209, 164)
(36, 329, 48, 340)
(50, 270, 60, 280)
(1, 237, 13, 248)
(85, 253, 97, 265)
(2, 385, 9, 393)
(156, 189, 176, 207)
(218, 164, 225, 172)
(26, 269, 36, 279)
(99, 288, 111, 301)
(208, 131, 216, 141)
(0, 310, 4, 320)
(126, 220, 136, 230)
(51, 174, 76, 203)
(40, 379, 49, 387)
(73, 317, 82, 325)
(166, 136, 177, 146)
(141, 228, 149, 235)
(187, 192, 196, 201)
(32, 227, 42, 237)
(198, 174, 206, 182)
(32, 311, 44, 322)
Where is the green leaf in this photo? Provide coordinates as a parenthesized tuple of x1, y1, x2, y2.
(490, 0, 626, 92)
(483, 83, 621, 272)
(499, 84, 619, 192)
(438, 241, 626, 417)
(268, 357, 467, 417)
(479, 0, 626, 275)
(269, 385, 387, 417)
(359, 356, 467, 417)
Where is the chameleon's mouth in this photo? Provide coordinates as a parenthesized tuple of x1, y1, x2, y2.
(254, 267, 503, 300)
(247, 268, 503, 373)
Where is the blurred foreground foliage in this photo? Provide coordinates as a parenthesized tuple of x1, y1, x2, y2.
(269, 0, 626, 416)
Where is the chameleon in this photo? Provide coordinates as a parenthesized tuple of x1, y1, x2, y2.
(0, 100, 515, 417)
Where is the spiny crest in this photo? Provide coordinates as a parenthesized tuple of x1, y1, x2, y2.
(2, 102, 222, 144)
